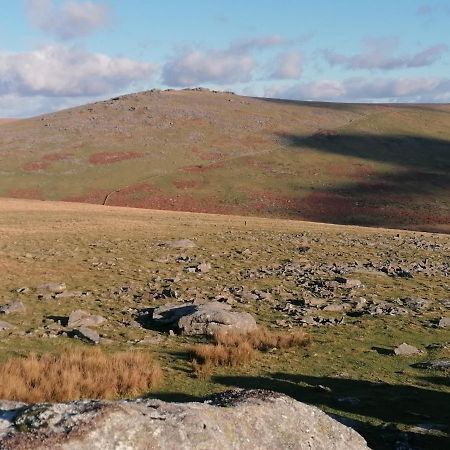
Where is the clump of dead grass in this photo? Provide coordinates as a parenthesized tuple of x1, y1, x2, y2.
(190, 327, 310, 378)
(0, 347, 162, 403)
(214, 327, 311, 351)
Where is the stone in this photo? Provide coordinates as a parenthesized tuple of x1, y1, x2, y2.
(0, 301, 26, 315)
(323, 304, 346, 312)
(196, 262, 211, 273)
(68, 310, 106, 328)
(0, 321, 15, 331)
(37, 282, 66, 294)
(438, 317, 450, 328)
(335, 277, 362, 289)
(394, 343, 420, 356)
(401, 297, 432, 311)
(0, 390, 370, 449)
(75, 327, 100, 344)
(152, 302, 258, 336)
(412, 359, 450, 371)
(163, 239, 196, 249)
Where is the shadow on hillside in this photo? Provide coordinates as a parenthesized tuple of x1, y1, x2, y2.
(213, 373, 450, 450)
(276, 132, 450, 230)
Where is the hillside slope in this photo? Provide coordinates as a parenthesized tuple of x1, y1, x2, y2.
(1, 89, 449, 232)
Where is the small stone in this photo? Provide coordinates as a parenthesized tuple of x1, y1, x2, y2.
(323, 304, 345, 312)
(196, 262, 211, 273)
(413, 359, 450, 371)
(438, 317, 450, 328)
(163, 239, 195, 249)
(76, 327, 100, 344)
(0, 301, 26, 315)
(0, 320, 15, 331)
(394, 343, 420, 356)
(37, 282, 66, 294)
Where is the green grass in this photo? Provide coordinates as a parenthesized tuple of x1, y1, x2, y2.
(1, 90, 449, 232)
(0, 198, 449, 449)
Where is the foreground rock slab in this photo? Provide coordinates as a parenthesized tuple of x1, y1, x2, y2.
(0, 390, 370, 450)
(152, 302, 258, 335)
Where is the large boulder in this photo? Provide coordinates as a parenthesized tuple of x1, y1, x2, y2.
(68, 310, 106, 328)
(0, 390, 370, 450)
(152, 302, 258, 336)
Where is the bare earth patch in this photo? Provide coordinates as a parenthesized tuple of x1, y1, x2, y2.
(89, 151, 144, 165)
(22, 161, 50, 172)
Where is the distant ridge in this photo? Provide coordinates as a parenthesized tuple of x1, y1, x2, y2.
(0, 89, 449, 233)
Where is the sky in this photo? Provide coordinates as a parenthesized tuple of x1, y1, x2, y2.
(1, 0, 450, 117)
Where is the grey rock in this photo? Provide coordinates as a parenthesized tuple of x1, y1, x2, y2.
(0, 321, 15, 331)
(438, 317, 450, 328)
(37, 282, 66, 294)
(0, 390, 369, 449)
(152, 304, 197, 325)
(401, 297, 432, 311)
(323, 304, 346, 312)
(335, 277, 362, 289)
(196, 262, 211, 273)
(163, 239, 196, 249)
(0, 301, 26, 315)
(412, 359, 450, 371)
(68, 310, 106, 328)
(75, 327, 100, 344)
(153, 302, 258, 336)
(394, 343, 420, 356)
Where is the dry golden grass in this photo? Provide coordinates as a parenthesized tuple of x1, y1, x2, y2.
(0, 348, 162, 402)
(190, 327, 310, 378)
(214, 327, 311, 351)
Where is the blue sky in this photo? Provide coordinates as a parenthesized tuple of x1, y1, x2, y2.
(1, 0, 450, 117)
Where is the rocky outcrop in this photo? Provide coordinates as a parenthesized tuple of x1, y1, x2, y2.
(0, 390, 370, 450)
(152, 302, 258, 336)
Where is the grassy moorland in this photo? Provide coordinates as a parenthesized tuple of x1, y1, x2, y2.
(0, 198, 448, 449)
(1, 90, 449, 232)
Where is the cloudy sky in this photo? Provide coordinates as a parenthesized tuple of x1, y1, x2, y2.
(1, 0, 450, 117)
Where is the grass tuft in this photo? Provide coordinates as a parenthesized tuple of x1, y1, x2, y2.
(190, 327, 310, 377)
(0, 347, 162, 402)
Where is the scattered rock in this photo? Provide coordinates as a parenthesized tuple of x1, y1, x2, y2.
(16, 287, 30, 294)
(196, 262, 211, 273)
(152, 302, 258, 336)
(0, 301, 25, 315)
(401, 297, 432, 311)
(162, 239, 196, 249)
(37, 282, 66, 294)
(438, 317, 450, 328)
(335, 277, 362, 289)
(412, 359, 450, 371)
(74, 327, 100, 344)
(394, 343, 420, 356)
(0, 321, 15, 331)
(68, 310, 106, 328)
(0, 390, 370, 449)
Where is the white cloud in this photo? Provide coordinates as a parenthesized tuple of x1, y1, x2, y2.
(162, 34, 291, 87)
(270, 51, 302, 79)
(267, 77, 450, 102)
(229, 35, 289, 53)
(162, 48, 255, 86)
(0, 45, 157, 97)
(26, 0, 111, 40)
(323, 38, 448, 70)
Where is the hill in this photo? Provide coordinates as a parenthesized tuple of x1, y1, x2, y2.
(0, 198, 449, 449)
(0, 89, 449, 232)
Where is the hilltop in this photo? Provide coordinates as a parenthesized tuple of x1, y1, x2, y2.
(0, 89, 449, 232)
